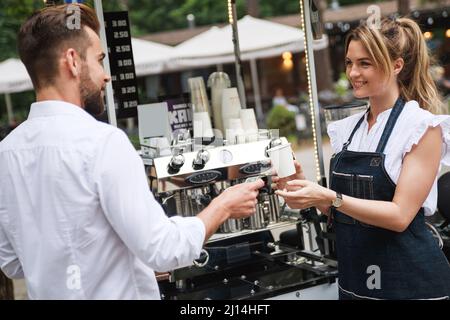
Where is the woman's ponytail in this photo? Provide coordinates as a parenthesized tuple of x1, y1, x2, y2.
(396, 18, 444, 114)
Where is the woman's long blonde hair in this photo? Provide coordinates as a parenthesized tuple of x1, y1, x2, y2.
(345, 17, 444, 114)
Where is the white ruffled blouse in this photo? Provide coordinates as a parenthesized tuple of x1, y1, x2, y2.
(327, 100, 450, 216)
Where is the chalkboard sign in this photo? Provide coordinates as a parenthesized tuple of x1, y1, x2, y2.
(103, 11, 139, 119)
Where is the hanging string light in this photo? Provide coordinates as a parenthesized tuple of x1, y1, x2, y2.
(227, 0, 234, 24)
(298, 0, 322, 183)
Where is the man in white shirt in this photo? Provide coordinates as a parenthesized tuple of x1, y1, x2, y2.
(0, 4, 263, 299)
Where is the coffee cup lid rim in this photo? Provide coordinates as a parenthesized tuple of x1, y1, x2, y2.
(266, 143, 291, 153)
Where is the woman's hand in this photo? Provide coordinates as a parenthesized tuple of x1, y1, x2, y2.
(271, 160, 305, 191)
(275, 180, 335, 212)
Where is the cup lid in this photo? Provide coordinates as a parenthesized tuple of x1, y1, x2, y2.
(266, 143, 291, 153)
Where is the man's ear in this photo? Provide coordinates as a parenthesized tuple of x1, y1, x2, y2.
(393, 57, 404, 76)
(64, 48, 80, 78)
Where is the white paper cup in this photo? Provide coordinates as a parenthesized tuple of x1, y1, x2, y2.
(266, 143, 296, 178)
(228, 118, 243, 131)
(148, 137, 171, 157)
(221, 88, 242, 130)
(240, 109, 258, 131)
(245, 130, 258, 142)
(193, 111, 214, 138)
(229, 118, 245, 144)
(257, 129, 270, 141)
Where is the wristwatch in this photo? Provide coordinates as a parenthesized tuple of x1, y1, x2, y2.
(331, 192, 343, 208)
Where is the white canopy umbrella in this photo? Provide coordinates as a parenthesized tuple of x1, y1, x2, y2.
(0, 58, 33, 94)
(0, 58, 34, 124)
(172, 15, 328, 67)
(131, 38, 174, 76)
(0, 38, 174, 94)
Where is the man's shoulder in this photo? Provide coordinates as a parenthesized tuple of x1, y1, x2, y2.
(87, 120, 126, 140)
(95, 121, 130, 140)
(0, 120, 29, 151)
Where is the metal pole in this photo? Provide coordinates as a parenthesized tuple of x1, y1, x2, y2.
(94, 0, 117, 127)
(301, 0, 326, 187)
(249, 59, 263, 123)
(4, 93, 14, 124)
(228, 0, 246, 108)
(300, 0, 332, 258)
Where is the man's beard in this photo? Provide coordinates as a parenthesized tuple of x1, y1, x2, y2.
(79, 64, 105, 117)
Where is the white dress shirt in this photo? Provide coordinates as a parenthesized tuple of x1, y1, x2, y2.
(327, 100, 450, 216)
(0, 100, 205, 299)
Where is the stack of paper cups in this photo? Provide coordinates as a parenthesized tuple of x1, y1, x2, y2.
(221, 88, 242, 134)
(193, 111, 214, 140)
(208, 72, 231, 135)
(240, 108, 258, 142)
(188, 77, 211, 115)
(266, 143, 296, 178)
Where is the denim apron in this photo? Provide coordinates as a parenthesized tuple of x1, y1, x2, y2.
(330, 97, 450, 300)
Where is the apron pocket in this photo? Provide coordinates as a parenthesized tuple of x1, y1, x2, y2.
(355, 174, 374, 200)
(331, 171, 353, 195)
(354, 174, 377, 228)
(331, 171, 355, 225)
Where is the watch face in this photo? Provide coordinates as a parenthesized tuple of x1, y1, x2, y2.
(333, 193, 343, 207)
(334, 199, 342, 207)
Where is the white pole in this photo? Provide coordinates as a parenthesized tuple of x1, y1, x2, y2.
(94, 0, 117, 127)
(229, 0, 246, 108)
(5, 93, 14, 124)
(302, 0, 326, 186)
(249, 59, 263, 124)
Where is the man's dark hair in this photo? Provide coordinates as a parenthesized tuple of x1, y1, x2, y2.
(18, 4, 100, 90)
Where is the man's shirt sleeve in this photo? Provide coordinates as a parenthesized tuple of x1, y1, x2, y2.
(0, 224, 24, 279)
(92, 129, 206, 272)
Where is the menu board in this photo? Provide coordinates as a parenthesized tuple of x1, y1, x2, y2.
(103, 11, 139, 119)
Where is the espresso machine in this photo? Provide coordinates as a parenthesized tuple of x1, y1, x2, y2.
(151, 134, 284, 230)
(142, 131, 338, 300)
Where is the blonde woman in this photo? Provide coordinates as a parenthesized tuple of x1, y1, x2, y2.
(275, 18, 450, 299)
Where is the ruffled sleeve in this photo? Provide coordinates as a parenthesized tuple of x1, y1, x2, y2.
(327, 121, 343, 153)
(402, 114, 450, 166)
(326, 112, 366, 154)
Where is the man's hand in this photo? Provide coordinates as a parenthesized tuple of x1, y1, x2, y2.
(275, 179, 334, 212)
(215, 179, 265, 219)
(271, 160, 305, 191)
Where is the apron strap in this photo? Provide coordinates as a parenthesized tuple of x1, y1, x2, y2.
(342, 109, 369, 151)
(342, 97, 405, 152)
(375, 97, 405, 153)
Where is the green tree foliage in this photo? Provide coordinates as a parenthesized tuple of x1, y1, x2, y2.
(86, 0, 302, 35)
(266, 105, 297, 139)
(0, 0, 42, 61)
(259, 0, 301, 17)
